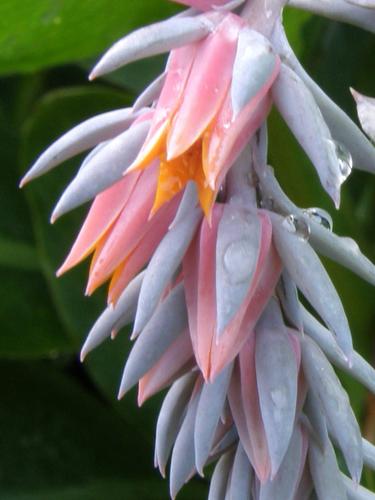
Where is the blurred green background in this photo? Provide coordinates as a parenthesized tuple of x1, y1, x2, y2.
(0, 1, 374, 498)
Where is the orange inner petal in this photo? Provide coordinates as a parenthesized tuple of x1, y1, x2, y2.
(151, 139, 215, 217)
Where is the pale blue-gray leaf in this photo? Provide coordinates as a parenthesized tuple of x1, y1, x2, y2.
(227, 442, 253, 500)
(272, 63, 343, 207)
(170, 384, 201, 499)
(155, 372, 197, 476)
(272, 22, 375, 173)
(195, 363, 233, 474)
(231, 27, 277, 117)
(118, 282, 188, 398)
(51, 120, 150, 221)
(277, 270, 303, 331)
(216, 204, 261, 335)
(21, 108, 137, 185)
(302, 308, 375, 395)
(288, 0, 375, 33)
(351, 89, 375, 142)
(301, 336, 363, 482)
(133, 72, 167, 112)
(304, 391, 329, 451)
(90, 15, 216, 79)
(80, 271, 144, 360)
(133, 206, 201, 335)
(341, 473, 375, 500)
(255, 299, 298, 477)
(169, 181, 199, 230)
(259, 426, 303, 500)
(309, 436, 347, 500)
(270, 212, 353, 360)
(208, 451, 234, 500)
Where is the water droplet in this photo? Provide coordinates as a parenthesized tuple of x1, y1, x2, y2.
(328, 140, 353, 184)
(223, 238, 254, 285)
(303, 207, 333, 231)
(216, 182, 227, 203)
(282, 214, 310, 241)
(340, 236, 360, 254)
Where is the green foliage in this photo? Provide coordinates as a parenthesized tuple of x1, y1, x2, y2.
(0, 1, 374, 497)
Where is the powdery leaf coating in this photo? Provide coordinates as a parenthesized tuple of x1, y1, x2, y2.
(118, 283, 188, 397)
(21, 108, 137, 185)
(351, 88, 375, 142)
(270, 212, 353, 360)
(255, 299, 298, 477)
(90, 15, 216, 79)
(227, 442, 253, 500)
(231, 27, 278, 117)
(80, 271, 144, 360)
(215, 205, 261, 334)
(133, 206, 201, 335)
(51, 120, 150, 220)
(194, 363, 233, 473)
(170, 379, 202, 498)
(301, 336, 363, 483)
(207, 450, 234, 500)
(259, 426, 304, 500)
(272, 63, 344, 207)
(155, 373, 197, 476)
(309, 436, 347, 500)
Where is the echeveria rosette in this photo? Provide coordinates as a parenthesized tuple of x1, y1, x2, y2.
(21, 0, 375, 498)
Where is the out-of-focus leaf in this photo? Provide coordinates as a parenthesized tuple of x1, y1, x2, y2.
(20, 86, 130, 340)
(0, 238, 39, 270)
(0, 0, 179, 76)
(0, 361, 154, 495)
(0, 269, 72, 358)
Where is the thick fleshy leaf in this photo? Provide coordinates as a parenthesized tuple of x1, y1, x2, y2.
(302, 308, 375, 395)
(90, 15, 216, 79)
(255, 299, 298, 477)
(169, 181, 199, 230)
(210, 212, 279, 379)
(170, 380, 202, 498)
(118, 282, 188, 397)
(155, 373, 197, 476)
(259, 426, 304, 500)
(228, 362, 263, 478)
(80, 271, 144, 361)
(167, 13, 243, 159)
(301, 336, 363, 482)
(309, 436, 347, 500)
(51, 120, 150, 221)
(304, 391, 329, 451)
(272, 63, 345, 207)
(137, 329, 194, 405)
(194, 363, 233, 473)
(207, 451, 234, 500)
(133, 205, 201, 335)
(133, 72, 166, 112)
(20, 108, 137, 185)
(231, 27, 278, 117)
(204, 88, 273, 191)
(288, 0, 375, 33)
(227, 442, 253, 500)
(341, 474, 375, 499)
(271, 22, 375, 174)
(239, 335, 271, 482)
(215, 205, 261, 334)
(270, 212, 353, 360)
(277, 270, 302, 331)
(351, 88, 375, 141)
